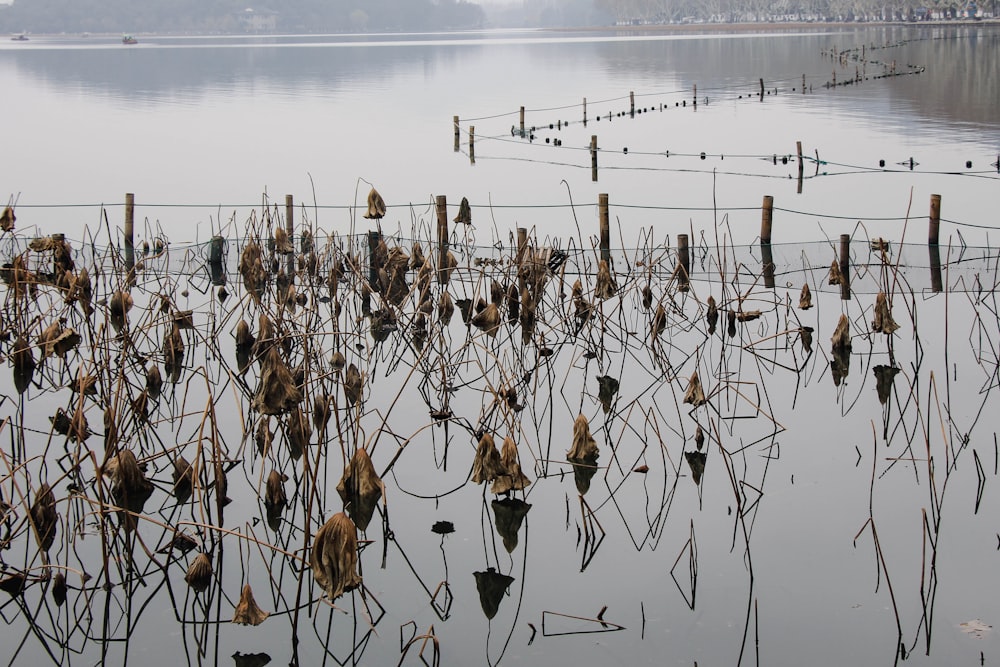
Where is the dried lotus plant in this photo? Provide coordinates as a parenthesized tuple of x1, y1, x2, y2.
(310, 513, 362, 600)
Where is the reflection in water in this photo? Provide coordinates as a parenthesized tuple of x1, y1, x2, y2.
(0, 201, 996, 665)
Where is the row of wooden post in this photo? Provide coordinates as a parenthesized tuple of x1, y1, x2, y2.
(120, 192, 946, 296)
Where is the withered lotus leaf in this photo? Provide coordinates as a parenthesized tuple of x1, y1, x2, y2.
(336, 447, 382, 531)
(310, 512, 362, 600)
(490, 437, 531, 495)
(252, 347, 302, 415)
(683, 371, 707, 407)
(232, 584, 269, 626)
(185, 552, 213, 592)
(471, 433, 505, 485)
(567, 414, 599, 461)
(29, 482, 58, 552)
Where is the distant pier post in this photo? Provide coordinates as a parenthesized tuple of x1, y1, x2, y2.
(693, 84, 697, 107)
(760, 195, 774, 243)
(519, 106, 525, 136)
(761, 195, 775, 288)
(469, 126, 475, 164)
(598, 193, 610, 263)
(285, 194, 295, 278)
(677, 233, 690, 291)
(436, 195, 449, 284)
(453, 115, 460, 152)
(630, 91, 635, 117)
(839, 234, 851, 300)
(124, 192, 135, 274)
(591, 135, 598, 182)
(928, 193, 941, 245)
(796, 141, 804, 194)
(583, 97, 587, 126)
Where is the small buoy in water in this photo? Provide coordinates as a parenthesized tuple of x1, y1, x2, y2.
(682, 100, 686, 107)
(549, 123, 553, 129)
(966, 160, 972, 169)
(700, 152, 706, 160)
(781, 156, 788, 165)
(546, 138, 550, 143)
(623, 147, 628, 154)
(879, 159, 885, 167)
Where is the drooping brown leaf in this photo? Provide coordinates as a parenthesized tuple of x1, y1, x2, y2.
(567, 414, 599, 461)
(473, 568, 514, 620)
(471, 302, 501, 337)
(492, 498, 531, 553)
(232, 584, 269, 626)
(471, 432, 505, 484)
(336, 447, 382, 531)
(252, 347, 302, 415)
(29, 482, 58, 552)
(799, 284, 813, 310)
(310, 513, 362, 600)
(871, 292, 900, 335)
(831, 313, 852, 351)
(491, 437, 531, 495)
(595, 259, 616, 299)
(104, 449, 154, 530)
(173, 456, 194, 503)
(683, 371, 707, 407)
(362, 188, 386, 220)
(185, 552, 213, 592)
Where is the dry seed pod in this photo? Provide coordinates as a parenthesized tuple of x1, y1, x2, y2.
(109, 291, 133, 320)
(273, 226, 293, 254)
(344, 363, 363, 406)
(286, 406, 311, 460)
(232, 584, 269, 626)
(265, 470, 287, 513)
(185, 552, 213, 592)
(310, 513, 362, 600)
(330, 350, 346, 372)
(410, 241, 425, 270)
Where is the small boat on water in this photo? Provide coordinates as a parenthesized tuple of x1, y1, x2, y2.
(122, 34, 138, 45)
(11, 33, 29, 41)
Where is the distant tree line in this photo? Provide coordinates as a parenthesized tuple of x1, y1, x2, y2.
(594, 0, 991, 23)
(0, 0, 485, 34)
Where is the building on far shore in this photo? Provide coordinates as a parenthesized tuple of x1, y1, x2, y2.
(238, 8, 277, 32)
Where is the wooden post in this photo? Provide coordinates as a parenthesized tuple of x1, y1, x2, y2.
(469, 126, 475, 164)
(124, 192, 135, 273)
(928, 193, 941, 245)
(436, 195, 449, 284)
(760, 195, 774, 243)
(677, 233, 690, 291)
(591, 135, 598, 182)
(761, 242, 775, 289)
(796, 141, 804, 194)
(285, 194, 295, 277)
(516, 227, 528, 265)
(598, 193, 610, 263)
(839, 234, 851, 300)
(759, 77, 764, 99)
(802, 73, 806, 93)
(367, 229, 381, 293)
(630, 91, 635, 117)
(453, 115, 460, 152)
(583, 97, 587, 126)
(832, 70, 836, 87)
(928, 245, 943, 293)
(519, 106, 525, 136)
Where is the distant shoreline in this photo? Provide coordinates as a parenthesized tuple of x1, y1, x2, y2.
(546, 18, 1000, 35)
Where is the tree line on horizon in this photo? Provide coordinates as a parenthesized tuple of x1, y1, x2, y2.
(0, 0, 485, 34)
(594, 0, 989, 23)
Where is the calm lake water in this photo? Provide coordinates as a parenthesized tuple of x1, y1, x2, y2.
(1, 25, 1000, 667)
(0, 26, 998, 245)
